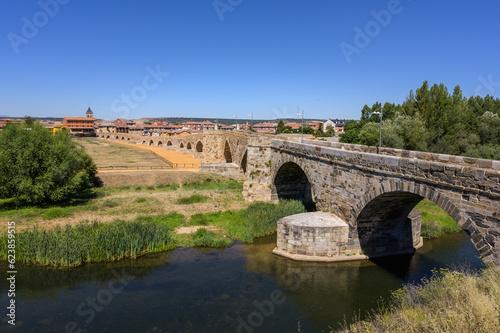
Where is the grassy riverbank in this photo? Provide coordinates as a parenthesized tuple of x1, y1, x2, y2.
(341, 267, 500, 333)
(0, 199, 304, 267)
(415, 198, 462, 238)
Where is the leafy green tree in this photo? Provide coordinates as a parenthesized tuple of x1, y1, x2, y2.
(0, 122, 97, 204)
(325, 125, 335, 137)
(276, 119, 285, 134)
(339, 120, 361, 143)
(302, 126, 314, 134)
(358, 122, 380, 146)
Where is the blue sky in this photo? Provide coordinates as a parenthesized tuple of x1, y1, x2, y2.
(1, 0, 499, 121)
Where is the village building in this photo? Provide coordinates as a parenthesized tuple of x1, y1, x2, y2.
(253, 122, 277, 134)
(62, 107, 97, 136)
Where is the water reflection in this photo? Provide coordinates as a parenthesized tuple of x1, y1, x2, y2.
(0, 231, 485, 332)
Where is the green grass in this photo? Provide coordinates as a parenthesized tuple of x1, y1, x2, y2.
(342, 267, 500, 333)
(188, 211, 225, 226)
(415, 199, 462, 238)
(134, 212, 186, 229)
(135, 197, 147, 203)
(176, 194, 208, 205)
(44, 207, 74, 220)
(101, 199, 120, 208)
(0, 219, 176, 267)
(191, 228, 233, 247)
(182, 178, 243, 191)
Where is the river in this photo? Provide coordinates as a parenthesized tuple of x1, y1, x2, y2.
(0, 231, 485, 332)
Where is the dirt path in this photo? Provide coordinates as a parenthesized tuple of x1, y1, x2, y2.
(98, 139, 201, 171)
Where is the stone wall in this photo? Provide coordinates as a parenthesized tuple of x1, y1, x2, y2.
(198, 164, 243, 180)
(242, 136, 273, 202)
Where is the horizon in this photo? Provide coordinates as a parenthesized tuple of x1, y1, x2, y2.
(2, 1, 499, 120)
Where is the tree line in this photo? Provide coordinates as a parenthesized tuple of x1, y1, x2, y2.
(340, 81, 500, 160)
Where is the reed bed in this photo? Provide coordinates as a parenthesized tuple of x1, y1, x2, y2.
(222, 199, 306, 243)
(0, 219, 175, 267)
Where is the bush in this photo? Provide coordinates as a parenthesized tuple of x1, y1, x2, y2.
(0, 122, 97, 204)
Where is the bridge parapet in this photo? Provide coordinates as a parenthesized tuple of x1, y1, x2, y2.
(302, 138, 500, 171)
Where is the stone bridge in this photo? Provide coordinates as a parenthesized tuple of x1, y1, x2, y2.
(243, 138, 500, 266)
(96, 132, 500, 265)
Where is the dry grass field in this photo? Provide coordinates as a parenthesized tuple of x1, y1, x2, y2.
(75, 138, 169, 169)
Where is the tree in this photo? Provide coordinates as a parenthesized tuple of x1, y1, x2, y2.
(339, 120, 361, 143)
(0, 122, 97, 204)
(276, 119, 285, 134)
(358, 122, 380, 146)
(325, 125, 335, 137)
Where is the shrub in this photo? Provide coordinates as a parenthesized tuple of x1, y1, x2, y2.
(0, 122, 97, 204)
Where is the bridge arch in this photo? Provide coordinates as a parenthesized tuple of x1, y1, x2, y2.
(149, 140, 154, 146)
(273, 161, 313, 209)
(187, 142, 192, 150)
(179, 142, 184, 148)
(224, 141, 232, 163)
(158, 140, 163, 147)
(196, 141, 203, 152)
(106, 135, 110, 140)
(115, 135, 119, 140)
(127, 137, 130, 141)
(121, 137, 125, 140)
(167, 140, 172, 146)
(353, 182, 478, 258)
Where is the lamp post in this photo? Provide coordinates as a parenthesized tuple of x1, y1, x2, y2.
(372, 106, 383, 154)
(248, 112, 253, 131)
(297, 107, 304, 137)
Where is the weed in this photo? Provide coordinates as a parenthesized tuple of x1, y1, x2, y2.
(136, 197, 147, 203)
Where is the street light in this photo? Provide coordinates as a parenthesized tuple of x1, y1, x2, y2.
(296, 107, 304, 137)
(248, 112, 253, 130)
(372, 106, 383, 154)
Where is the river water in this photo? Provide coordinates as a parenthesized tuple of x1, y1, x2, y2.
(0, 231, 484, 333)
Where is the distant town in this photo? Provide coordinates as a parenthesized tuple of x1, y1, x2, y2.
(0, 107, 350, 137)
